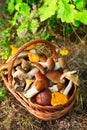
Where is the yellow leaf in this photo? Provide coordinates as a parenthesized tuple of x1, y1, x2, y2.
(60, 49, 69, 56)
(28, 52, 40, 62)
(51, 92, 68, 106)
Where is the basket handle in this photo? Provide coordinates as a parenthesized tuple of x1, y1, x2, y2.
(8, 39, 58, 85)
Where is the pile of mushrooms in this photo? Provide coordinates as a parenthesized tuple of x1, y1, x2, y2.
(0, 45, 79, 106)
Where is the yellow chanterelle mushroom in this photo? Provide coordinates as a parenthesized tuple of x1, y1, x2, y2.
(51, 92, 68, 106)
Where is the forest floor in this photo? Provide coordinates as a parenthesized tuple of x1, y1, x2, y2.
(0, 1, 87, 130)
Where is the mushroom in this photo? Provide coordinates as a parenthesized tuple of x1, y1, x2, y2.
(26, 67, 39, 79)
(31, 62, 46, 74)
(35, 89, 52, 106)
(28, 52, 40, 62)
(38, 57, 55, 70)
(48, 82, 65, 92)
(24, 79, 34, 91)
(23, 72, 49, 98)
(51, 91, 68, 106)
(21, 58, 31, 72)
(63, 80, 73, 96)
(0, 58, 22, 71)
(12, 66, 26, 80)
(46, 70, 63, 83)
(38, 57, 66, 70)
(60, 70, 79, 86)
(12, 77, 25, 92)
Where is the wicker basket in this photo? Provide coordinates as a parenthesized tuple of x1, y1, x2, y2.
(1, 39, 76, 120)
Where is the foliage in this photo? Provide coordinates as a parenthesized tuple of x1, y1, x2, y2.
(0, 0, 87, 60)
(39, 0, 87, 26)
(0, 87, 6, 99)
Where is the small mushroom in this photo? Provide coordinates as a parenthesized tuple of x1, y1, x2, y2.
(12, 66, 26, 80)
(60, 70, 79, 86)
(49, 82, 65, 92)
(38, 57, 66, 70)
(46, 70, 63, 83)
(31, 62, 46, 74)
(0, 58, 22, 71)
(12, 78, 25, 92)
(21, 58, 31, 72)
(38, 57, 55, 70)
(23, 72, 49, 98)
(24, 79, 34, 91)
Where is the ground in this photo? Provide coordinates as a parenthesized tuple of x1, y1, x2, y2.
(0, 1, 87, 130)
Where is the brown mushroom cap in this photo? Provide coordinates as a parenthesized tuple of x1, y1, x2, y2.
(58, 58, 66, 69)
(47, 57, 55, 70)
(35, 72, 49, 91)
(46, 70, 62, 83)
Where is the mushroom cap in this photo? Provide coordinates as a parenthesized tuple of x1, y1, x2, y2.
(21, 59, 31, 72)
(51, 91, 68, 106)
(35, 72, 49, 90)
(46, 70, 62, 83)
(58, 58, 66, 69)
(36, 89, 52, 106)
(47, 57, 55, 70)
(60, 71, 79, 86)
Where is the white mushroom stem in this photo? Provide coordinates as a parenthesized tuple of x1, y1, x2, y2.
(48, 85, 58, 92)
(23, 82, 39, 98)
(12, 68, 25, 80)
(26, 68, 39, 79)
(63, 80, 73, 96)
(38, 62, 61, 70)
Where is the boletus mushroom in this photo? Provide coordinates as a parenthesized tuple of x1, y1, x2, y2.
(23, 72, 49, 98)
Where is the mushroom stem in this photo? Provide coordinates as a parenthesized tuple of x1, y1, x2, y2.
(23, 82, 39, 98)
(63, 80, 73, 96)
(26, 68, 39, 79)
(48, 85, 58, 92)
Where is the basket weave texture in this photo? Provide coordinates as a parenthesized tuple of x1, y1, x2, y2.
(2, 39, 76, 120)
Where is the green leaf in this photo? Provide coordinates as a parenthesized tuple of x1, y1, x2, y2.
(39, 0, 57, 22)
(65, 25, 73, 34)
(73, 0, 85, 11)
(0, 88, 6, 99)
(16, 0, 22, 4)
(73, 20, 81, 27)
(75, 10, 87, 25)
(57, 1, 76, 23)
(17, 21, 28, 38)
(29, 19, 39, 34)
(7, 0, 15, 14)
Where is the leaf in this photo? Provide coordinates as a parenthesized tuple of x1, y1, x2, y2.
(73, 0, 86, 11)
(16, 0, 22, 4)
(39, 0, 57, 22)
(7, 0, 15, 14)
(75, 10, 87, 25)
(57, 1, 76, 23)
(29, 19, 39, 34)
